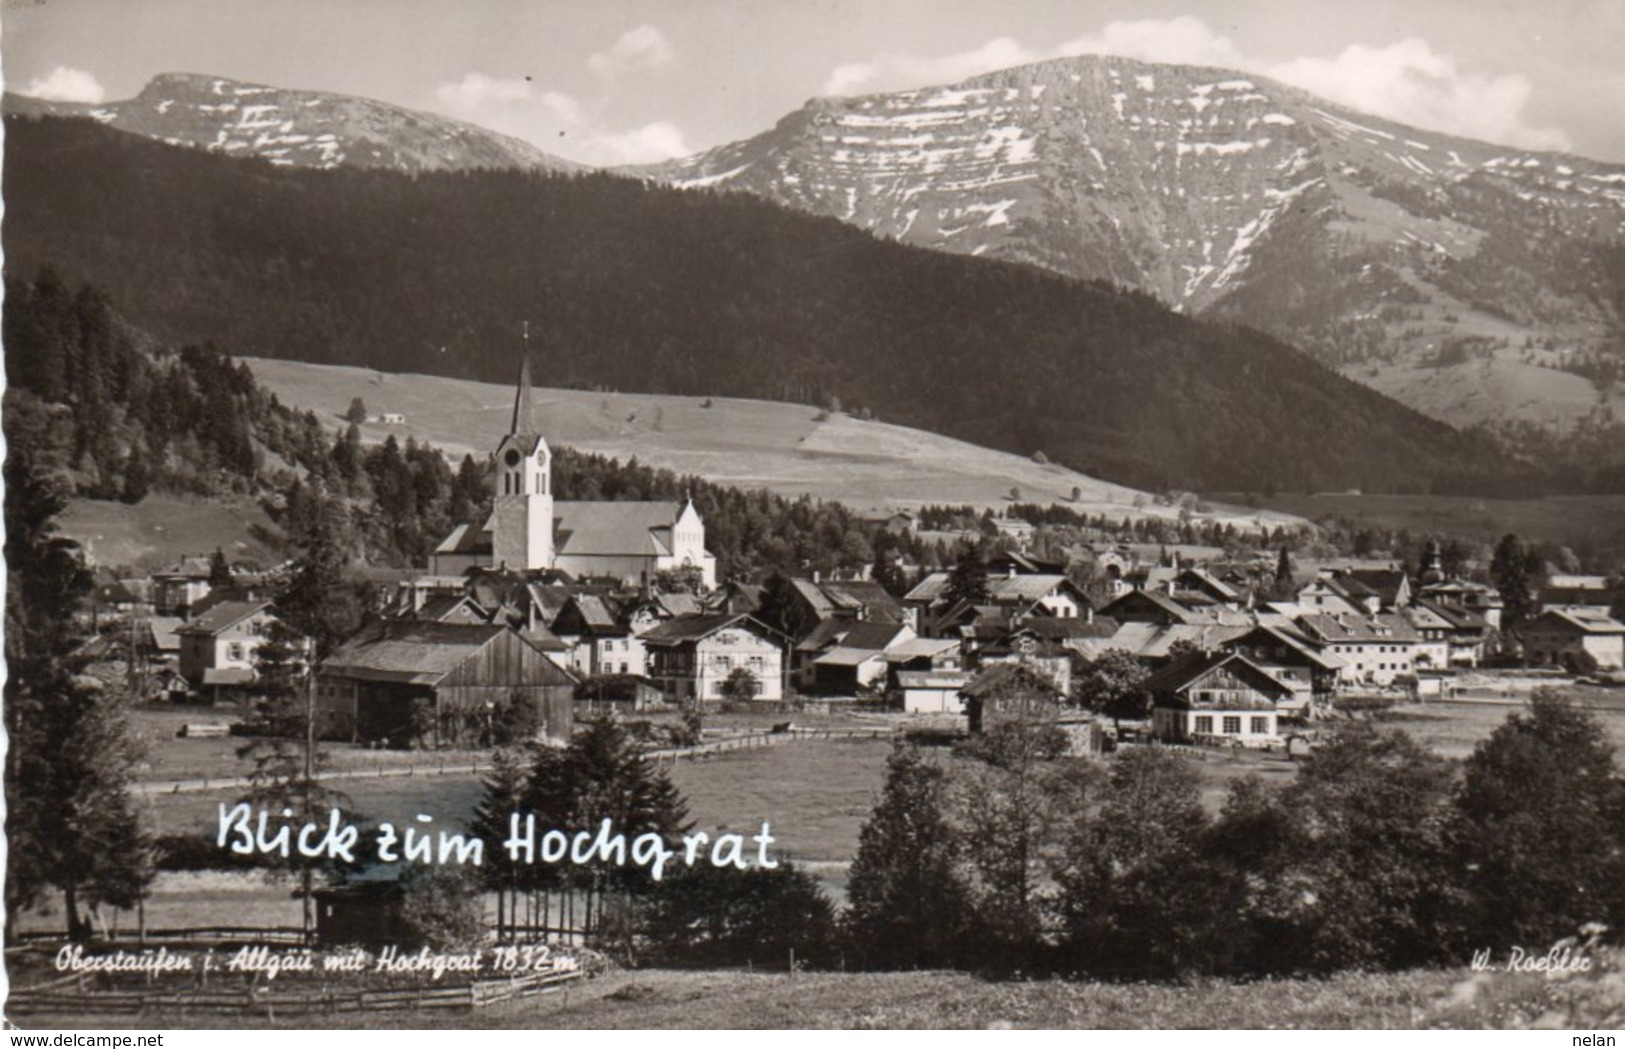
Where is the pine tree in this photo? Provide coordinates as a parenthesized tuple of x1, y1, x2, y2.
(845, 744, 973, 969)
(4, 449, 154, 940)
(944, 539, 990, 606)
(208, 546, 233, 588)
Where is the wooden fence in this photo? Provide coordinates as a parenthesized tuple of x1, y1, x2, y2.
(6, 963, 582, 1017)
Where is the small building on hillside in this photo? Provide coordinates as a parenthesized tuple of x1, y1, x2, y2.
(152, 557, 217, 619)
(176, 600, 280, 693)
(1147, 651, 1291, 745)
(640, 613, 787, 703)
(318, 621, 576, 747)
(1521, 609, 1625, 672)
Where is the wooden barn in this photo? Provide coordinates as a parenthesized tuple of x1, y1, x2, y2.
(318, 621, 576, 747)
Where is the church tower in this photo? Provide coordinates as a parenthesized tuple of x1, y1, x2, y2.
(491, 340, 554, 571)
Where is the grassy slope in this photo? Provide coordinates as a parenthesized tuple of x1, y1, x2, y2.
(245, 357, 1299, 527)
(58, 494, 280, 571)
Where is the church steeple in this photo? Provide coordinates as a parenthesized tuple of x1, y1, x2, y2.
(492, 321, 553, 572)
(510, 321, 536, 436)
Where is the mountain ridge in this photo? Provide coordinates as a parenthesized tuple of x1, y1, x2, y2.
(1, 112, 1534, 498)
(642, 53, 1625, 430)
(2, 71, 580, 174)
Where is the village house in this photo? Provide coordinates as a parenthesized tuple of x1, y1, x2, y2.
(318, 621, 576, 747)
(803, 620, 917, 694)
(152, 557, 217, 619)
(1294, 611, 1423, 687)
(1521, 609, 1625, 671)
(958, 663, 1065, 734)
(1148, 651, 1291, 745)
(175, 599, 280, 693)
(640, 613, 787, 703)
(1217, 623, 1343, 716)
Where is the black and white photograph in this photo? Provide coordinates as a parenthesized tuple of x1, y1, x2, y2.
(3, 0, 1625, 1033)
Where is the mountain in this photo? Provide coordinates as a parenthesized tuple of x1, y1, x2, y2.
(2, 113, 1536, 497)
(2, 72, 578, 174)
(644, 54, 1625, 429)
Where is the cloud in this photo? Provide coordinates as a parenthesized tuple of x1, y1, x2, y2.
(434, 71, 687, 165)
(588, 24, 675, 80)
(579, 121, 690, 165)
(823, 37, 1037, 96)
(1267, 39, 1570, 151)
(1055, 16, 1245, 69)
(23, 66, 106, 104)
(434, 72, 583, 139)
(820, 18, 1571, 151)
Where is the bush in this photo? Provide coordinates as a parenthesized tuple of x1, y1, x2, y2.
(637, 862, 838, 969)
(398, 865, 485, 950)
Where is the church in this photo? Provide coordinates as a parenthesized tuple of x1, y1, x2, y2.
(430, 355, 718, 590)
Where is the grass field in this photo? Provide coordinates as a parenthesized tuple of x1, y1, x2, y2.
(244, 357, 1297, 528)
(58, 494, 281, 571)
(22, 965, 1555, 1030)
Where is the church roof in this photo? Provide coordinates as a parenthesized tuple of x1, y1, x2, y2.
(553, 501, 682, 558)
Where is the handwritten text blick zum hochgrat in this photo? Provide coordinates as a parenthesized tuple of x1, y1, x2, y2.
(217, 803, 779, 878)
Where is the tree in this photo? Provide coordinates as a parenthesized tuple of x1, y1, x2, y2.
(1490, 533, 1544, 638)
(345, 396, 368, 424)
(4, 449, 154, 939)
(518, 717, 693, 935)
(1283, 722, 1461, 971)
(845, 744, 975, 968)
(1070, 649, 1151, 728)
(944, 539, 990, 607)
(398, 865, 485, 950)
(470, 746, 532, 940)
(719, 666, 760, 704)
(236, 486, 363, 938)
(208, 546, 233, 587)
(638, 862, 837, 969)
(951, 708, 1094, 969)
(1274, 546, 1294, 592)
(1454, 692, 1625, 949)
(1055, 748, 1211, 977)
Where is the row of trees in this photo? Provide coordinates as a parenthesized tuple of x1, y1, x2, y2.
(847, 694, 1625, 977)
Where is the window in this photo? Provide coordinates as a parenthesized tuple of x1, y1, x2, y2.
(1250, 716, 1268, 735)
(1194, 715, 1213, 734)
(226, 642, 245, 662)
(1222, 716, 1241, 734)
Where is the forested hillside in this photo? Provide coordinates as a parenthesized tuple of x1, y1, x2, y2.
(0, 269, 905, 579)
(2, 114, 1535, 496)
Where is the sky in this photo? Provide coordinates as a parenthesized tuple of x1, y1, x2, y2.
(4, 0, 1624, 166)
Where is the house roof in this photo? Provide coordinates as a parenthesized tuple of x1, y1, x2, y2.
(1533, 609, 1625, 635)
(175, 600, 272, 638)
(1145, 651, 1291, 707)
(154, 556, 215, 581)
(148, 616, 185, 652)
(1100, 589, 1199, 625)
(553, 501, 682, 558)
(322, 621, 553, 685)
(960, 662, 1065, 700)
(813, 646, 889, 667)
(1296, 612, 1421, 644)
(885, 637, 961, 662)
(639, 613, 777, 646)
(434, 521, 492, 557)
(986, 574, 1079, 605)
(903, 572, 951, 603)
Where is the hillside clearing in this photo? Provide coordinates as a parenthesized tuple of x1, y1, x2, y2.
(244, 357, 1298, 527)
